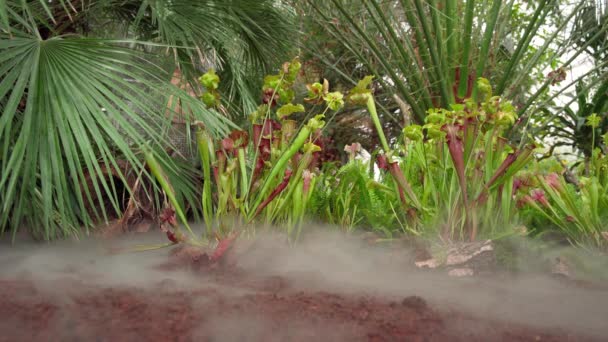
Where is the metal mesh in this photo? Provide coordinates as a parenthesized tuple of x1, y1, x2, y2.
(107, 74, 201, 163)
(167, 122, 198, 161)
(105, 104, 198, 162)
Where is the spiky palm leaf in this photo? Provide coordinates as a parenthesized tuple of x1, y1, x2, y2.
(572, 0, 608, 68)
(533, 76, 608, 159)
(110, 0, 297, 115)
(302, 0, 607, 132)
(0, 34, 232, 239)
(0, 0, 295, 240)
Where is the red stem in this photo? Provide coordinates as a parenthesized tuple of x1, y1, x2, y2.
(253, 169, 293, 218)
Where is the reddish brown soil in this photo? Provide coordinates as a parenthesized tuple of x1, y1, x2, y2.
(0, 259, 601, 342)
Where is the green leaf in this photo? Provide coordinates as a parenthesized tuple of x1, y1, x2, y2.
(277, 103, 305, 119)
(264, 75, 282, 90)
(323, 91, 345, 111)
(306, 114, 326, 131)
(351, 75, 374, 93)
(403, 125, 423, 141)
(0, 37, 231, 239)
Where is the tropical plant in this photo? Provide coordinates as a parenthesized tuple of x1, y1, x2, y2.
(272, 76, 537, 242)
(0, 0, 296, 240)
(572, 0, 608, 72)
(309, 150, 406, 237)
(146, 59, 346, 245)
(533, 77, 608, 163)
(517, 155, 608, 250)
(301, 0, 607, 142)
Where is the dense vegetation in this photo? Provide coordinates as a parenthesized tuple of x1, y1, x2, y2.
(1, 0, 607, 253)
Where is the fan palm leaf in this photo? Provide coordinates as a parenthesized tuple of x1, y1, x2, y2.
(114, 0, 297, 115)
(0, 34, 233, 240)
(0, 0, 295, 240)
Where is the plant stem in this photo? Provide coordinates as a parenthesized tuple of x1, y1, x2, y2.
(196, 128, 214, 235)
(413, 0, 451, 106)
(273, 151, 314, 217)
(471, 0, 502, 100)
(238, 148, 248, 205)
(458, 0, 476, 98)
(144, 148, 194, 237)
(366, 95, 390, 153)
(445, 0, 458, 90)
(248, 118, 323, 221)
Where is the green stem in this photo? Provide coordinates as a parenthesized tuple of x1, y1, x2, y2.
(400, 0, 441, 104)
(238, 148, 248, 205)
(445, 0, 458, 91)
(457, 0, 476, 98)
(144, 148, 194, 237)
(471, 0, 503, 101)
(413, 0, 451, 106)
(274, 152, 314, 217)
(366, 95, 390, 153)
(495, 0, 549, 94)
(248, 116, 324, 221)
(196, 128, 214, 235)
(429, 0, 453, 103)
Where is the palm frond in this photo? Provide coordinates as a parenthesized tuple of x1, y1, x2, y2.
(126, 0, 297, 115)
(0, 35, 231, 239)
(303, 0, 606, 131)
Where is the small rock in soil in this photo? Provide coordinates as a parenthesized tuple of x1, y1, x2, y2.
(415, 240, 496, 275)
(401, 296, 427, 311)
(448, 268, 474, 277)
(551, 257, 572, 278)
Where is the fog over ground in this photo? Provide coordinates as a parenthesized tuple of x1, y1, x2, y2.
(1, 226, 607, 338)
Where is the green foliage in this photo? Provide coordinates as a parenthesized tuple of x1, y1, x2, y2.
(518, 152, 608, 250)
(353, 77, 535, 241)
(200, 70, 220, 90)
(0, 0, 296, 240)
(532, 77, 608, 160)
(0, 36, 227, 240)
(324, 92, 345, 111)
(403, 125, 423, 142)
(300, 0, 606, 155)
(277, 103, 305, 119)
(309, 160, 403, 236)
(199, 69, 222, 108)
(149, 59, 345, 242)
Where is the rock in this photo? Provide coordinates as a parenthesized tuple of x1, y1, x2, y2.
(415, 258, 441, 269)
(448, 268, 474, 277)
(550, 257, 571, 278)
(415, 240, 496, 275)
(445, 240, 494, 266)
